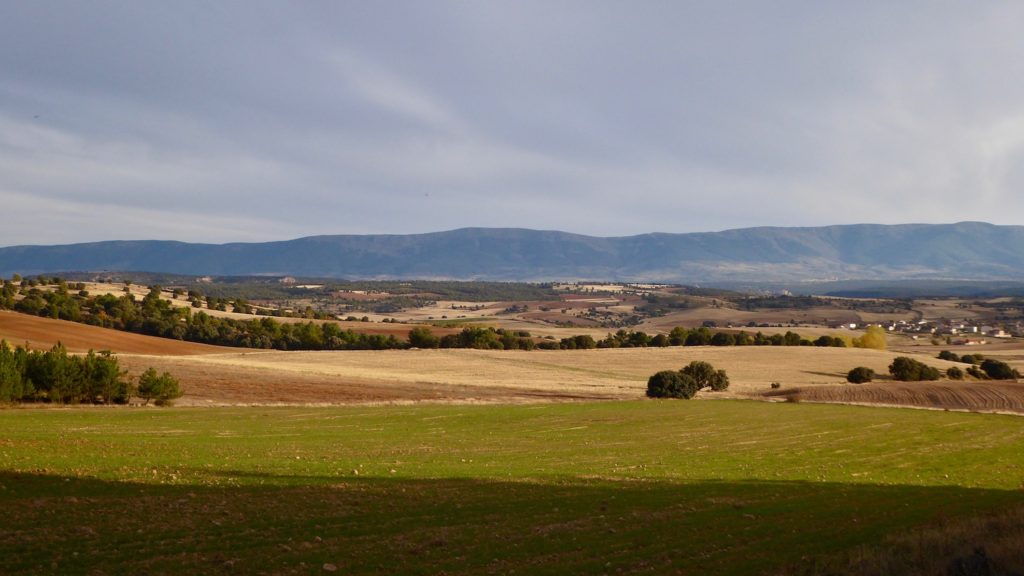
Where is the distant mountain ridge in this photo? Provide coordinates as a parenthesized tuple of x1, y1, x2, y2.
(3, 222, 1024, 282)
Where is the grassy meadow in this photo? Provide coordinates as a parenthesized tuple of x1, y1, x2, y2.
(2, 400, 1023, 574)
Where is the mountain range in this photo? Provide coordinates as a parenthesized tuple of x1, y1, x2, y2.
(2, 222, 1024, 283)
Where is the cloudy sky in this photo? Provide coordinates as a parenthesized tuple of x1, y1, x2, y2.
(3, 1, 1024, 246)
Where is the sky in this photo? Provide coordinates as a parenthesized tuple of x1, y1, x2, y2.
(3, 1, 1024, 246)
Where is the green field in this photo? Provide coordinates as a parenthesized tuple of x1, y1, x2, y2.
(2, 401, 1023, 574)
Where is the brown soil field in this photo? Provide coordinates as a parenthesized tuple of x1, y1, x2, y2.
(0, 311, 233, 355)
(765, 381, 1024, 414)
(521, 311, 603, 326)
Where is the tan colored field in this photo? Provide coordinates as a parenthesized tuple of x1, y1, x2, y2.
(395, 300, 505, 321)
(914, 299, 990, 322)
(117, 346, 982, 407)
(0, 310, 231, 355)
(5, 310, 1024, 413)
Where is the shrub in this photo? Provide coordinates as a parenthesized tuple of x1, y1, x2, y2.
(646, 371, 698, 399)
(937, 350, 960, 362)
(946, 366, 964, 380)
(846, 367, 875, 384)
(889, 357, 941, 381)
(980, 359, 1020, 380)
(137, 368, 183, 406)
(966, 366, 988, 379)
(770, 382, 781, 389)
(960, 354, 982, 365)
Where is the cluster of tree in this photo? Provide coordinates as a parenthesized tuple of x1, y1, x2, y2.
(937, 351, 1020, 380)
(0, 341, 180, 405)
(938, 350, 970, 363)
(977, 359, 1020, 380)
(593, 327, 852, 349)
(938, 350, 984, 365)
(646, 361, 730, 399)
(3, 284, 404, 350)
(851, 355, 1019, 384)
(409, 326, 538, 350)
(889, 357, 942, 381)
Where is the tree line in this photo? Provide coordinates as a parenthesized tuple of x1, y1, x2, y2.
(845, 352, 1020, 384)
(553, 326, 883, 350)
(2, 278, 887, 353)
(0, 340, 180, 405)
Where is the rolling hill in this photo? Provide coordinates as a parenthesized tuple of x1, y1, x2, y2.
(0, 310, 233, 355)
(3, 222, 1024, 282)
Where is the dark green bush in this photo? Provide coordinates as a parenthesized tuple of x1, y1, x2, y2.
(846, 367, 875, 384)
(646, 371, 699, 399)
(889, 357, 941, 381)
(137, 368, 183, 406)
(937, 350, 960, 362)
(946, 366, 964, 380)
(960, 354, 983, 365)
(980, 359, 1020, 380)
(966, 366, 988, 379)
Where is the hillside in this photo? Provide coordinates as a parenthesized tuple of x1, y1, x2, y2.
(0, 310, 234, 355)
(3, 222, 1024, 282)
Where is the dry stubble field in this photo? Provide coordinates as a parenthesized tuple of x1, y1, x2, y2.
(5, 310, 1024, 413)
(119, 346, 1024, 413)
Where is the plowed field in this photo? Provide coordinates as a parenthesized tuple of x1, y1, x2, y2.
(0, 311, 232, 355)
(766, 380, 1024, 414)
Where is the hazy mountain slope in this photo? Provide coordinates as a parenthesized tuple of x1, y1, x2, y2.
(2, 222, 1023, 282)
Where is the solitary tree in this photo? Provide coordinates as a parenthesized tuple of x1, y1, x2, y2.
(852, 326, 887, 350)
(889, 357, 940, 381)
(646, 371, 699, 399)
(136, 368, 183, 406)
(846, 366, 875, 384)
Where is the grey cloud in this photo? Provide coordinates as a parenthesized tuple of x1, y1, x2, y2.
(2, 1, 1024, 246)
